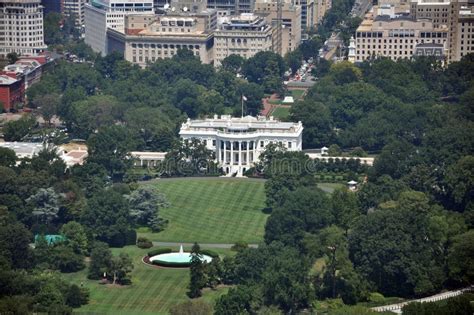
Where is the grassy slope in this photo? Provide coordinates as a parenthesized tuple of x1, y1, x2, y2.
(139, 178, 268, 244)
(65, 246, 233, 315)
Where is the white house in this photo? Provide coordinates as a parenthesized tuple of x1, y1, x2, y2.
(179, 115, 303, 176)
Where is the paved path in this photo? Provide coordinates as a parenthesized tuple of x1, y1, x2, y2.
(152, 241, 259, 249)
(371, 287, 472, 314)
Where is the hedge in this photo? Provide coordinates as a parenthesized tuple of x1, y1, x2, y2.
(151, 260, 191, 268)
(201, 249, 219, 258)
(147, 248, 172, 257)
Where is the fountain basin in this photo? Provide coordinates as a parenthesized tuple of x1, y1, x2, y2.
(149, 252, 213, 268)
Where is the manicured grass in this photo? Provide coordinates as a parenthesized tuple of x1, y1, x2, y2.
(140, 178, 268, 244)
(63, 246, 232, 315)
(271, 106, 291, 120)
(290, 89, 306, 100)
(316, 182, 345, 193)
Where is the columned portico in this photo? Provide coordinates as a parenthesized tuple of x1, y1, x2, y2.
(180, 115, 303, 177)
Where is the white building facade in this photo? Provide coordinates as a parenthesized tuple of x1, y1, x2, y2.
(0, 0, 46, 58)
(85, 0, 154, 55)
(179, 115, 303, 176)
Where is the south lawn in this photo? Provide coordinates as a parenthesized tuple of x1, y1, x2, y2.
(63, 246, 232, 315)
(139, 178, 268, 244)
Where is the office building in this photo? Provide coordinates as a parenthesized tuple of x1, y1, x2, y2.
(107, 2, 217, 66)
(354, 6, 448, 61)
(254, 0, 302, 55)
(455, 5, 474, 59)
(85, 0, 154, 55)
(179, 115, 303, 176)
(213, 13, 272, 66)
(63, 0, 87, 27)
(0, 0, 46, 58)
(206, 0, 253, 15)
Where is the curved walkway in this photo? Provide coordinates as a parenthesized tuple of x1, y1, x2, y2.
(371, 287, 472, 313)
(152, 241, 259, 249)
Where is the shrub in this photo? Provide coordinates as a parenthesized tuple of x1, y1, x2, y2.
(231, 242, 249, 252)
(136, 237, 153, 249)
(147, 248, 172, 257)
(201, 249, 219, 258)
(151, 260, 191, 268)
(368, 292, 385, 304)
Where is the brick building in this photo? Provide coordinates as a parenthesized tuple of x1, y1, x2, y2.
(0, 74, 25, 112)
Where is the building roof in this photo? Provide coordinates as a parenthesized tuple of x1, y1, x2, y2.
(0, 75, 19, 85)
(180, 115, 303, 133)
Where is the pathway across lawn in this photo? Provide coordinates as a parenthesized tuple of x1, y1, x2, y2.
(139, 178, 268, 244)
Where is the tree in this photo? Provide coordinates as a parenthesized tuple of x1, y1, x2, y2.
(265, 186, 333, 248)
(127, 187, 168, 229)
(60, 221, 88, 255)
(221, 54, 245, 73)
(237, 82, 264, 116)
(170, 300, 213, 315)
(188, 242, 206, 298)
(215, 285, 261, 315)
(65, 284, 89, 308)
(290, 100, 334, 148)
(0, 216, 32, 269)
(87, 125, 139, 181)
(35, 93, 60, 126)
(349, 193, 445, 297)
(0, 147, 16, 167)
(88, 241, 112, 279)
(26, 187, 61, 225)
(108, 253, 133, 285)
(445, 155, 474, 210)
(81, 190, 134, 247)
(331, 188, 360, 234)
(285, 50, 302, 74)
(447, 230, 474, 284)
(51, 245, 86, 272)
(327, 144, 342, 156)
(2, 114, 36, 141)
(7, 52, 19, 64)
(70, 95, 123, 138)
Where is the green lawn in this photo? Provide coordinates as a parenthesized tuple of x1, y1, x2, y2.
(271, 106, 291, 120)
(290, 89, 305, 100)
(64, 246, 232, 315)
(316, 182, 345, 193)
(140, 178, 268, 244)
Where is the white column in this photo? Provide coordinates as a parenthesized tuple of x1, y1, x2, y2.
(238, 141, 242, 166)
(230, 141, 234, 165)
(247, 141, 250, 165)
(223, 141, 227, 164)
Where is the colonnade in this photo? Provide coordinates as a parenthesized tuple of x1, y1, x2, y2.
(217, 140, 257, 167)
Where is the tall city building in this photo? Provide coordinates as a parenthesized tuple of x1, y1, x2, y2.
(41, 0, 64, 15)
(85, 0, 154, 55)
(107, 1, 216, 65)
(354, 6, 449, 62)
(0, 0, 46, 58)
(214, 13, 273, 66)
(254, 0, 302, 55)
(294, 0, 314, 30)
(63, 0, 87, 27)
(206, 0, 254, 15)
(455, 5, 474, 59)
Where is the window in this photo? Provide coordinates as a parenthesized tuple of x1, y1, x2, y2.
(260, 141, 264, 148)
(288, 142, 292, 148)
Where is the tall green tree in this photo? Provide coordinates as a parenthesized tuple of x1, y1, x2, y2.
(188, 242, 206, 298)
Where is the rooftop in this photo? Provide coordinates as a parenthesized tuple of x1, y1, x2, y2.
(180, 115, 303, 134)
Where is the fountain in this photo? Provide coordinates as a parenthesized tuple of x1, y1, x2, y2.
(148, 244, 213, 267)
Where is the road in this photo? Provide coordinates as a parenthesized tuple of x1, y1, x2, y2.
(371, 287, 472, 313)
(152, 241, 259, 249)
